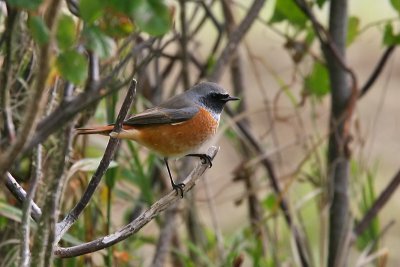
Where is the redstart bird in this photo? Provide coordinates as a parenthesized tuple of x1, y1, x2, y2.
(76, 82, 239, 197)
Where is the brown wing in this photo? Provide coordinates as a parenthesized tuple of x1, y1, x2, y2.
(124, 89, 201, 126)
(123, 106, 199, 126)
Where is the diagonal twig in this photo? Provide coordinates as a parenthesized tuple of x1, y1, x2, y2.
(4, 172, 42, 222)
(359, 45, 396, 98)
(354, 168, 400, 237)
(208, 0, 266, 82)
(55, 79, 137, 243)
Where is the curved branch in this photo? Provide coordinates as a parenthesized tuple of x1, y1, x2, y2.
(54, 146, 219, 258)
(359, 45, 396, 98)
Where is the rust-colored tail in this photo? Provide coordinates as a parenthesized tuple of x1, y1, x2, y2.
(75, 125, 114, 136)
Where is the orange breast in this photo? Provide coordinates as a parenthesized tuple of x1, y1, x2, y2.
(132, 107, 218, 157)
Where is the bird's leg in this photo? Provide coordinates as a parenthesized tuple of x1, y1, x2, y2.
(164, 158, 185, 198)
(185, 153, 212, 168)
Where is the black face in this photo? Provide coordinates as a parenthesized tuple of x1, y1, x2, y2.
(200, 92, 240, 114)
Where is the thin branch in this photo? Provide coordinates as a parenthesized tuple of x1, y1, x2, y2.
(54, 79, 137, 243)
(0, 6, 18, 144)
(179, 0, 190, 89)
(189, 0, 220, 38)
(87, 51, 100, 90)
(19, 145, 42, 267)
(54, 146, 219, 258)
(4, 172, 42, 222)
(359, 45, 396, 98)
(353, 169, 400, 237)
(208, 0, 266, 82)
(293, 0, 358, 128)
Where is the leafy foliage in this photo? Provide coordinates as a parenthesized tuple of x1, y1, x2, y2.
(347, 16, 360, 46)
(6, 0, 42, 10)
(383, 23, 400, 45)
(28, 16, 49, 45)
(56, 14, 76, 51)
(304, 61, 330, 97)
(56, 50, 88, 85)
(270, 0, 307, 27)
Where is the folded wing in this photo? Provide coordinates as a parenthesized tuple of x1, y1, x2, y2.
(123, 106, 199, 126)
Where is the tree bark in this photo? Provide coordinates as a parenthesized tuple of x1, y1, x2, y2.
(326, 1, 351, 266)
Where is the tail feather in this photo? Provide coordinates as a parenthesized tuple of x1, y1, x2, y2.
(75, 125, 114, 136)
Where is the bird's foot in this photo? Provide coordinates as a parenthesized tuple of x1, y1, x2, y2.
(172, 182, 185, 198)
(186, 153, 213, 168)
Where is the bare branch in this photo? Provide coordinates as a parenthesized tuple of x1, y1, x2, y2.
(4, 172, 42, 222)
(208, 0, 266, 82)
(354, 169, 400, 237)
(54, 146, 219, 258)
(55, 79, 137, 243)
(0, 7, 18, 144)
(178, 0, 190, 89)
(359, 45, 396, 98)
(19, 145, 42, 267)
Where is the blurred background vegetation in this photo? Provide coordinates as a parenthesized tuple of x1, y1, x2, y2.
(0, 0, 399, 266)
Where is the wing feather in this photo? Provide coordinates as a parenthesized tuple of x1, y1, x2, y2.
(123, 106, 199, 126)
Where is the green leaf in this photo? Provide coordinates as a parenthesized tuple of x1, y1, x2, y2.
(346, 16, 360, 46)
(133, 0, 172, 36)
(315, 0, 328, 8)
(263, 194, 277, 211)
(270, 0, 307, 27)
(0, 201, 22, 223)
(356, 172, 379, 250)
(304, 61, 330, 97)
(100, 13, 135, 38)
(383, 23, 400, 45)
(83, 26, 116, 59)
(28, 16, 49, 45)
(107, 0, 139, 15)
(56, 14, 76, 50)
(390, 0, 400, 15)
(305, 28, 316, 46)
(56, 50, 88, 85)
(6, 0, 42, 10)
(79, 0, 105, 24)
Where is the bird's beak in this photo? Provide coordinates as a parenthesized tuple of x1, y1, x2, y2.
(223, 95, 240, 102)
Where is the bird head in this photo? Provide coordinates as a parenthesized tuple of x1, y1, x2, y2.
(189, 82, 240, 116)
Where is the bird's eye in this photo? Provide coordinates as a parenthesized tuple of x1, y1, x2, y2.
(213, 93, 229, 100)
